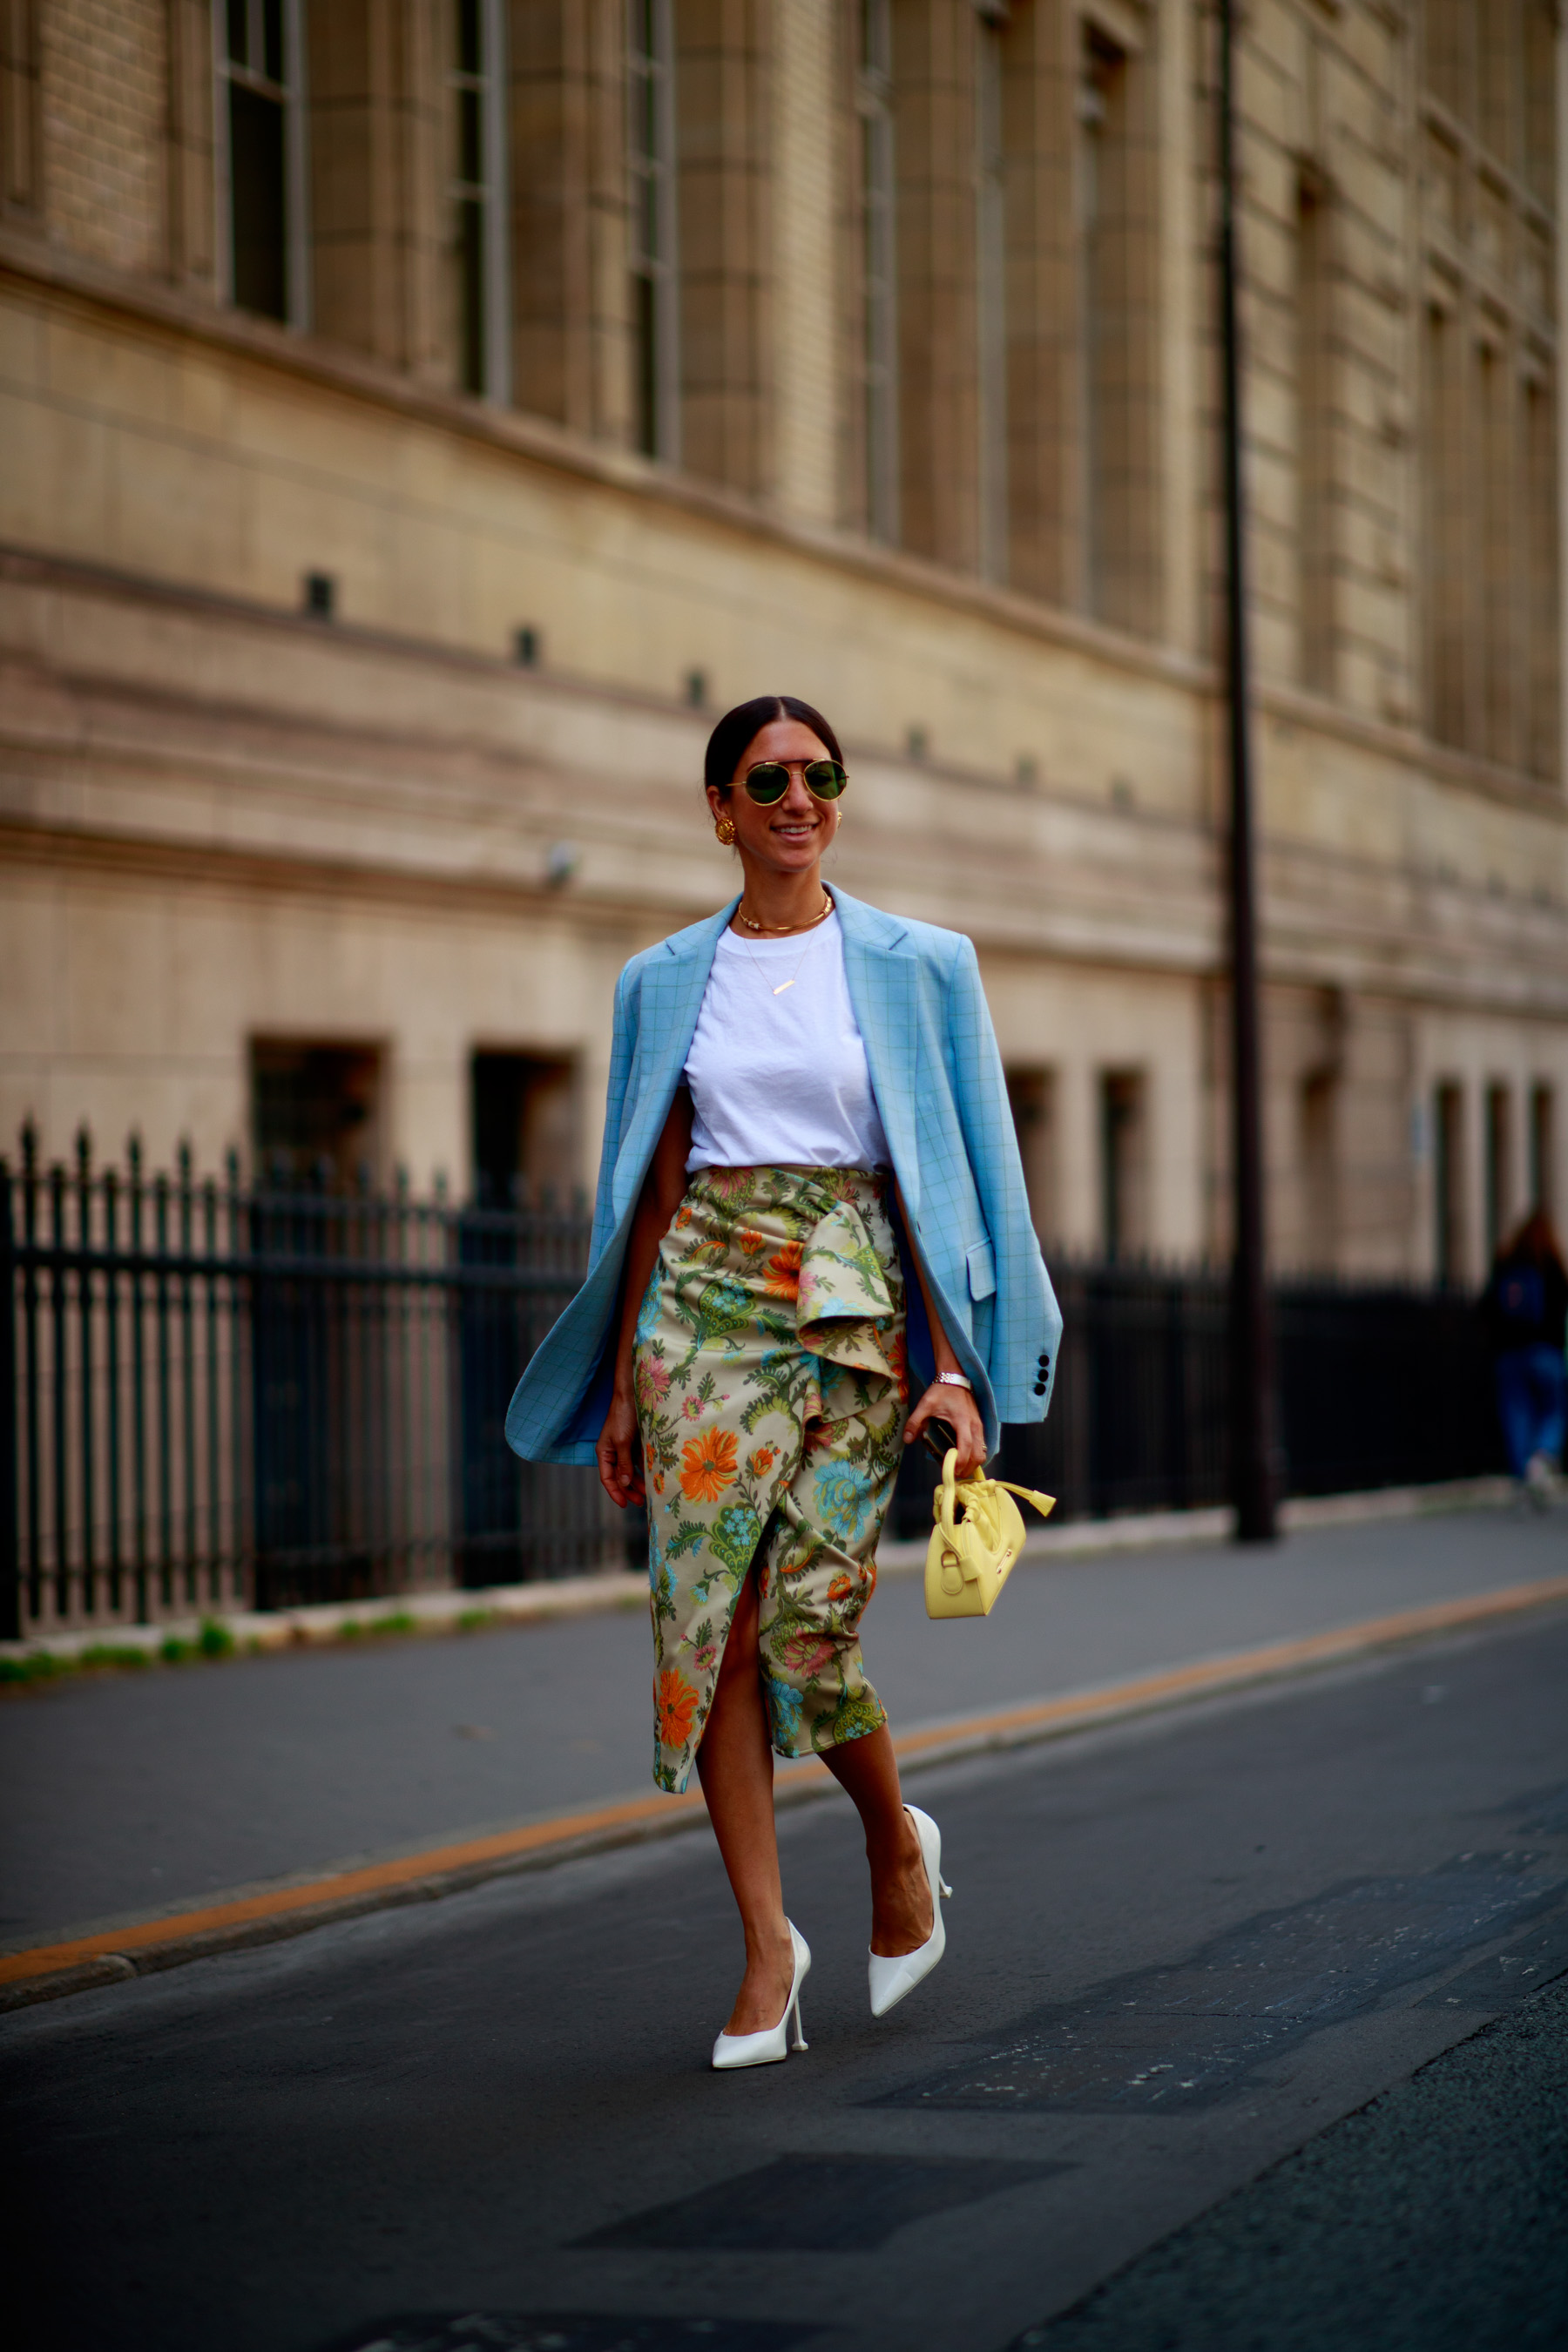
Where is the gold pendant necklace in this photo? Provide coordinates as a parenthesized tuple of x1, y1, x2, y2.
(742, 927, 819, 997)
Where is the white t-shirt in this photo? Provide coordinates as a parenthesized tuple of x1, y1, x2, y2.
(683, 913, 893, 1174)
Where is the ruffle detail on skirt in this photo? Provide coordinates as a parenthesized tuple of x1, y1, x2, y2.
(795, 1197, 901, 1382)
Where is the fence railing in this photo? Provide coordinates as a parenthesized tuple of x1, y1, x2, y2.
(966, 1258, 1503, 1538)
(1, 1128, 615, 1639)
(3, 1130, 1504, 1638)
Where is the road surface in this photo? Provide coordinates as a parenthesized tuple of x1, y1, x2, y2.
(3, 1581, 1565, 2351)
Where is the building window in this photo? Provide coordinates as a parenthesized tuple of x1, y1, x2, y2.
(449, 0, 510, 402)
(1524, 373, 1559, 781)
(1007, 1067, 1058, 1246)
(1484, 1081, 1511, 1257)
(471, 1053, 578, 1206)
(1529, 1083, 1556, 1219)
(857, 0, 898, 542)
(0, 0, 42, 220)
(1420, 10, 1559, 778)
(1300, 1069, 1339, 1271)
(1477, 341, 1515, 768)
(975, 7, 1007, 584)
(1295, 163, 1335, 692)
(1433, 1081, 1465, 1285)
(1100, 1070, 1146, 1261)
(1076, 19, 1157, 635)
(1423, 297, 1467, 749)
(252, 1041, 381, 1190)
(216, 0, 308, 328)
(627, 0, 679, 463)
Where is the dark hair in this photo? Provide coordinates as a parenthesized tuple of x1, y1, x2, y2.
(1502, 1207, 1566, 1273)
(703, 695, 844, 796)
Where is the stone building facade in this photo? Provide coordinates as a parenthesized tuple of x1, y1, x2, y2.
(1, 0, 1565, 1282)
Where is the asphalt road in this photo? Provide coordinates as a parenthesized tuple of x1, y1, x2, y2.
(3, 1504, 1564, 1941)
(3, 1600, 1567, 2352)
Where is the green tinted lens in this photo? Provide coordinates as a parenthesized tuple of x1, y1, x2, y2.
(742, 762, 791, 804)
(804, 760, 848, 801)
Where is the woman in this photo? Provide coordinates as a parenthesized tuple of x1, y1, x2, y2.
(506, 694, 1060, 2067)
(1482, 1208, 1568, 1507)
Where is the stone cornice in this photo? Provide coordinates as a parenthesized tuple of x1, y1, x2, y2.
(1, 535, 1563, 841)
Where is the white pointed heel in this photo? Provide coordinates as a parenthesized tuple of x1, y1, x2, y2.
(711, 1921, 811, 2070)
(868, 1805, 950, 2019)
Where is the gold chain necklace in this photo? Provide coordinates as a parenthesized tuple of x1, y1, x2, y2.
(735, 891, 834, 936)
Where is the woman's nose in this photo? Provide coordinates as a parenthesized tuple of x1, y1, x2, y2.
(779, 773, 816, 814)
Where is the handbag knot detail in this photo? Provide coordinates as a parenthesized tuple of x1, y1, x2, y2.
(924, 1449, 1055, 1619)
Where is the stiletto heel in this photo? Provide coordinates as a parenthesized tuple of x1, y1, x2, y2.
(868, 1805, 950, 2018)
(712, 1921, 812, 2071)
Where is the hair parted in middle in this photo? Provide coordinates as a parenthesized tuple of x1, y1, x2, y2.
(702, 695, 845, 798)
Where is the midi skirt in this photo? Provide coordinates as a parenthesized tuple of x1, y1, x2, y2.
(632, 1164, 909, 1794)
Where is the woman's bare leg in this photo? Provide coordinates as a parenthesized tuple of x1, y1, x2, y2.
(695, 1566, 796, 2035)
(822, 1727, 935, 1957)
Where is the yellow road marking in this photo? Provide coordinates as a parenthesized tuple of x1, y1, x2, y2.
(5, 1571, 1566, 1996)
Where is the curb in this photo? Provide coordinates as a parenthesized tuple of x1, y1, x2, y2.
(0, 1476, 1520, 1671)
(4, 1565, 1565, 2016)
(0, 1567, 651, 1671)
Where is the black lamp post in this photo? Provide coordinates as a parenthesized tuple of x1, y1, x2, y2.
(1218, 0, 1278, 1542)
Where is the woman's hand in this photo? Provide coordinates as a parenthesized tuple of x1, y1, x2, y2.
(903, 1379, 987, 1481)
(597, 1389, 646, 1510)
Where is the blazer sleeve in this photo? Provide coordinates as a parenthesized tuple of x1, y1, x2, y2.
(944, 933, 1061, 1422)
(585, 960, 639, 1264)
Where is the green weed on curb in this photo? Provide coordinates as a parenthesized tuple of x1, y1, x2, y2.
(2, 1618, 238, 1686)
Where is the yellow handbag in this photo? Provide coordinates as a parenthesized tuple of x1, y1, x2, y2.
(924, 1448, 1056, 1619)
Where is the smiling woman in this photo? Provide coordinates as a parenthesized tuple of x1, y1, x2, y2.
(505, 693, 1062, 2072)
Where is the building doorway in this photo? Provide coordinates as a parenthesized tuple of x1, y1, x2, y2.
(471, 1051, 578, 1206)
(462, 1050, 588, 1585)
(251, 1039, 382, 1190)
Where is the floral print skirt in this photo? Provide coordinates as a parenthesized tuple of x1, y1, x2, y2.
(633, 1163, 909, 1794)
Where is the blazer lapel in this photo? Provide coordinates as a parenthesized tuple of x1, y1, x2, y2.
(835, 888, 921, 1214)
(611, 896, 738, 1219)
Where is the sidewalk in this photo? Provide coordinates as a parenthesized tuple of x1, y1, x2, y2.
(3, 1503, 1565, 1960)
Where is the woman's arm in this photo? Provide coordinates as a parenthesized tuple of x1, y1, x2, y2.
(595, 1089, 695, 1509)
(895, 1176, 987, 1479)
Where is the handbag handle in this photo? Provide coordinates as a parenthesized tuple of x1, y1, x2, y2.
(934, 1448, 1055, 1555)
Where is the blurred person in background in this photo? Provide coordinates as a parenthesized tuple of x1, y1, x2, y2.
(1482, 1210, 1568, 1509)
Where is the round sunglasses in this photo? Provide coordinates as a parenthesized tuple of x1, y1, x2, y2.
(740, 759, 848, 806)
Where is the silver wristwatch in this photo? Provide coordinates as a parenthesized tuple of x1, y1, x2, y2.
(934, 1371, 972, 1391)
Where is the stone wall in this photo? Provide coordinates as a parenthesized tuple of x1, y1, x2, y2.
(1, 0, 1565, 1288)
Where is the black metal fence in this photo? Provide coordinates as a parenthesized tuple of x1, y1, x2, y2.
(960, 1258, 1504, 1538)
(2, 1129, 1504, 1639)
(0, 1127, 614, 1639)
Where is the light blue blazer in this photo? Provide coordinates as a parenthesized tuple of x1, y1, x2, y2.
(504, 887, 1062, 1463)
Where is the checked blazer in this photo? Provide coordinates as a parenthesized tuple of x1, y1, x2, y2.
(504, 887, 1062, 1464)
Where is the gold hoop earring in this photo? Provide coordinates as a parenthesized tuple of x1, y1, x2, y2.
(714, 816, 737, 847)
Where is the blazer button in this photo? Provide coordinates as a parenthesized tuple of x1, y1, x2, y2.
(1033, 1379, 1047, 1396)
